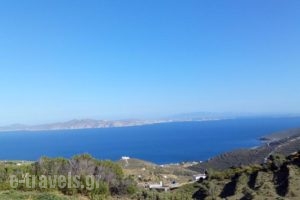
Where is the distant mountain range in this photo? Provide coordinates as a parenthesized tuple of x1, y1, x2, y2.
(0, 119, 173, 132)
(0, 112, 232, 132)
(0, 112, 298, 132)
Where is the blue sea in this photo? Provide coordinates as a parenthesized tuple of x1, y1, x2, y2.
(1, 117, 300, 164)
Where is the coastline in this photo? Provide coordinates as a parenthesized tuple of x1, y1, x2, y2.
(2, 127, 300, 168)
(0, 118, 226, 133)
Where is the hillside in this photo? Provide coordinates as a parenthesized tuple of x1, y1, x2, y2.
(191, 151, 300, 200)
(118, 157, 198, 186)
(2, 152, 300, 200)
(190, 128, 300, 171)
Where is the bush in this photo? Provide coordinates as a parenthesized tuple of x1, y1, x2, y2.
(35, 193, 66, 200)
(269, 154, 286, 170)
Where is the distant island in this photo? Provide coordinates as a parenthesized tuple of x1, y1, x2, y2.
(2, 112, 298, 132)
(0, 118, 222, 132)
(0, 119, 175, 132)
(0, 112, 242, 132)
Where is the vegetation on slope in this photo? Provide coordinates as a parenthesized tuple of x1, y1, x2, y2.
(190, 128, 300, 171)
(0, 154, 136, 200)
(1, 151, 300, 200)
(190, 151, 300, 200)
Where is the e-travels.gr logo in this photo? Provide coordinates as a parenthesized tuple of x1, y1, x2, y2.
(10, 172, 101, 191)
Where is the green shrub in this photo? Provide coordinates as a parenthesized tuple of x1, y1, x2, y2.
(35, 193, 66, 200)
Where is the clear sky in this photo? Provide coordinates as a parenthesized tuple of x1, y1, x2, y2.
(0, 0, 300, 125)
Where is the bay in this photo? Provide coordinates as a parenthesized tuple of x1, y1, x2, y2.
(1, 117, 300, 164)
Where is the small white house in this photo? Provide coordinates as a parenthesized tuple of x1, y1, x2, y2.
(193, 174, 207, 181)
(121, 156, 130, 160)
(149, 181, 163, 189)
(149, 181, 170, 191)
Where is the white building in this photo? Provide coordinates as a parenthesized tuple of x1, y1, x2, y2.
(121, 156, 130, 160)
(193, 174, 207, 181)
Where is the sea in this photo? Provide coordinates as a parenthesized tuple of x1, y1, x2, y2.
(1, 117, 300, 164)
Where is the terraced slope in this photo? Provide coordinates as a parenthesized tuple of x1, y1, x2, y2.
(192, 152, 300, 200)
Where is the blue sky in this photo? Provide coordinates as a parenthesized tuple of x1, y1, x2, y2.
(0, 0, 299, 125)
